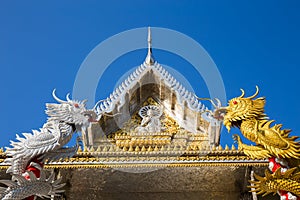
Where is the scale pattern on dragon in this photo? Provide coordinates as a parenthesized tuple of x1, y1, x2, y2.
(213, 86, 300, 200)
(0, 90, 98, 200)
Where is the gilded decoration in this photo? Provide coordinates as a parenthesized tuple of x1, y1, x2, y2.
(214, 86, 300, 199)
(0, 145, 268, 170)
(103, 97, 211, 152)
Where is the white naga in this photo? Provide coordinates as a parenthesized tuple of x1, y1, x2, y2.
(0, 90, 97, 200)
(0, 171, 65, 200)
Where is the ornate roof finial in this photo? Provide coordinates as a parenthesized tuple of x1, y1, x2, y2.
(145, 27, 155, 66)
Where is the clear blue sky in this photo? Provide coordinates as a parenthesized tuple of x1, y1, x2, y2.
(0, 1, 299, 148)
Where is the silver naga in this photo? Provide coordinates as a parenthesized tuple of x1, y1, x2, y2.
(0, 171, 65, 200)
(0, 90, 97, 200)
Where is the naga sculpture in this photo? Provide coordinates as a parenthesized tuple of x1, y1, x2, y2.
(0, 171, 65, 200)
(0, 90, 97, 200)
(213, 86, 300, 200)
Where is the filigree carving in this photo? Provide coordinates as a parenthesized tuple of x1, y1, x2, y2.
(136, 105, 163, 133)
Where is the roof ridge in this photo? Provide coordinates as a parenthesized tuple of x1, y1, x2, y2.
(95, 62, 212, 118)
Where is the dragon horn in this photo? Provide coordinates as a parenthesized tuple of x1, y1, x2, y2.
(82, 99, 88, 105)
(246, 85, 259, 99)
(195, 96, 219, 109)
(238, 89, 245, 98)
(66, 93, 72, 102)
(214, 98, 222, 107)
(52, 89, 68, 103)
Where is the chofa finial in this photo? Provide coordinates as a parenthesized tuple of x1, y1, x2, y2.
(145, 27, 155, 66)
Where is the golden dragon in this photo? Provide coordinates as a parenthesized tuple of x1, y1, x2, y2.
(213, 86, 300, 199)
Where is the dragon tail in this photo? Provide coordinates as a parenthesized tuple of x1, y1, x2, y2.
(249, 168, 300, 197)
(0, 170, 65, 199)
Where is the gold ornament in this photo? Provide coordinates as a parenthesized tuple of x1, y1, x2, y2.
(217, 86, 300, 159)
(250, 168, 300, 196)
(214, 86, 300, 198)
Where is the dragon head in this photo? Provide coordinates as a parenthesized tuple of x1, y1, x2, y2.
(214, 86, 266, 132)
(45, 89, 97, 132)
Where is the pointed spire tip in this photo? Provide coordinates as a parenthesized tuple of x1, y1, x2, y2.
(145, 27, 154, 66)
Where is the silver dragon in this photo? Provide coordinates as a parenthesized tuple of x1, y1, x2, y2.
(0, 90, 98, 200)
(0, 171, 65, 200)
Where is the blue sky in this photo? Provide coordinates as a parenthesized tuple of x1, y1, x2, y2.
(0, 1, 299, 148)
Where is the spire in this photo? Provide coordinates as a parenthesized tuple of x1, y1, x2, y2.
(145, 27, 155, 66)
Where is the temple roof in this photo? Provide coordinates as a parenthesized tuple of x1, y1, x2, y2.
(95, 62, 208, 113)
(84, 27, 222, 149)
(95, 27, 213, 119)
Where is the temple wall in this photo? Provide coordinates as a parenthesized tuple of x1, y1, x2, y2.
(0, 166, 277, 200)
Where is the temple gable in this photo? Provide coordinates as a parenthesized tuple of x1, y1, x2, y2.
(81, 28, 221, 152)
(82, 61, 221, 152)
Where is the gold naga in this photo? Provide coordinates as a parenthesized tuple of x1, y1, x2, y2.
(211, 86, 300, 198)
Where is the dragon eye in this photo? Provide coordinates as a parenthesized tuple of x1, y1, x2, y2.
(233, 100, 238, 105)
(74, 103, 79, 108)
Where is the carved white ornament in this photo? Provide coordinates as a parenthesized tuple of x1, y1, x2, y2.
(136, 105, 162, 133)
(0, 90, 97, 200)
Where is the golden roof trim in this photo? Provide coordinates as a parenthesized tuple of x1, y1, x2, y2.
(0, 161, 268, 170)
(0, 145, 268, 170)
